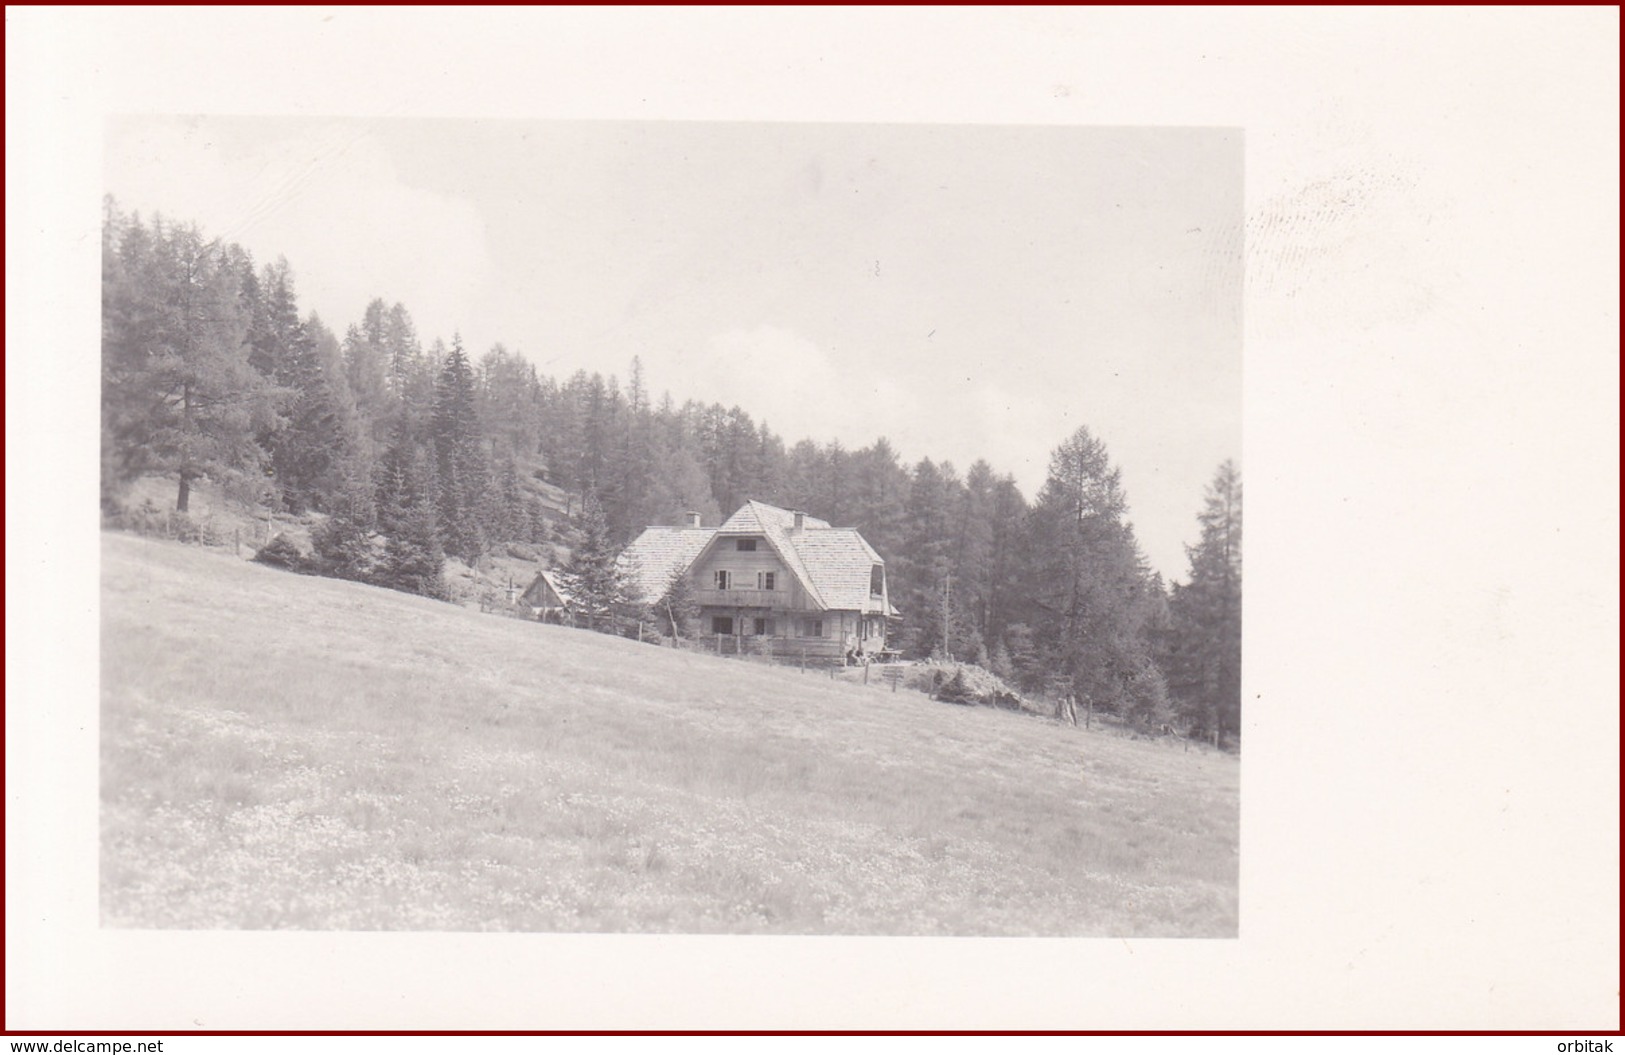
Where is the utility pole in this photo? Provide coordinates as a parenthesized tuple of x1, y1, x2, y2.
(941, 572, 952, 661)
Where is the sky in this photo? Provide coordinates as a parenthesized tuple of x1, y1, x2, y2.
(105, 116, 1241, 579)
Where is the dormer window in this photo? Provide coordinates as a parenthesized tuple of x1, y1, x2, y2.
(870, 564, 885, 597)
(736, 538, 757, 551)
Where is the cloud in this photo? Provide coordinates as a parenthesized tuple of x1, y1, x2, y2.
(657, 324, 922, 451)
(104, 117, 494, 344)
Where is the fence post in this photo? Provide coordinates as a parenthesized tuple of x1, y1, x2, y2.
(234, 528, 241, 556)
(863, 663, 870, 686)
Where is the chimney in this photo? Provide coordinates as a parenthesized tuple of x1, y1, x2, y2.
(685, 511, 702, 527)
(792, 511, 805, 531)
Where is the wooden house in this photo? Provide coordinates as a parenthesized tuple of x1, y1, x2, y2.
(618, 501, 897, 661)
(519, 568, 573, 623)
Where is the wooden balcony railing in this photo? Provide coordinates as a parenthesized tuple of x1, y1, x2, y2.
(695, 588, 784, 608)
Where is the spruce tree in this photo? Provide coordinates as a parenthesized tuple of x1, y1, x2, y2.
(561, 490, 630, 633)
(655, 567, 701, 640)
(274, 313, 358, 513)
(431, 335, 488, 561)
(373, 430, 446, 598)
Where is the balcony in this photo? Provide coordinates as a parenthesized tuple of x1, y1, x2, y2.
(695, 588, 785, 609)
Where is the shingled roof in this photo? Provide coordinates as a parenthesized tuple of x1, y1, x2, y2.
(617, 526, 715, 604)
(618, 501, 897, 615)
(520, 568, 573, 609)
(791, 527, 889, 612)
(715, 500, 830, 608)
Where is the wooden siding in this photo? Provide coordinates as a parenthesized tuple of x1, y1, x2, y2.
(695, 602, 888, 655)
(689, 538, 815, 610)
(520, 572, 569, 611)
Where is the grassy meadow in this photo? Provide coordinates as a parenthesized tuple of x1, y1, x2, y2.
(101, 532, 1239, 935)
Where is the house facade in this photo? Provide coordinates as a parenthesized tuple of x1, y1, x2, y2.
(619, 501, 897, 661)
(518, 568, 572, 623)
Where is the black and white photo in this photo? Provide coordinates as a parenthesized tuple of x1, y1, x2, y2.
(97, 117, 1242, 936)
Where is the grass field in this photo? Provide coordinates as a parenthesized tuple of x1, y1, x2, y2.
(101, 532, 1239, 935)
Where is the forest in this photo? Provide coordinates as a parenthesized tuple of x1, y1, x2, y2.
(99, 199, 1243, 746)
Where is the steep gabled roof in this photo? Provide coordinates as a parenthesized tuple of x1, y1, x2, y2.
(714, 500, 830, 608)
(521, 568, 573, 608)
(790, 527, 891, 613)
(616, 526, 714, 604)
(619, 501, 896, 615)
(716, 500, 832, 535)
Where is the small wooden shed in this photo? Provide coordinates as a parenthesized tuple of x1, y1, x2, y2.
(519, 568, 573, 624)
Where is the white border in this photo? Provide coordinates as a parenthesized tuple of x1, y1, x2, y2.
(6, 7, 1619, 1031)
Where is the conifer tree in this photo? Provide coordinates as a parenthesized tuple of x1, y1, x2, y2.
(101, 210, 275, 512)
(274, 313, 358, 512)
(1023, 426, 1166, 716)
(561, 490, 631, 633)
(1166, 461, 1243, 744)
(342, 301, 393, 451)
(896, 458, 959, 656)
(655, 567, 701, 640)
(431, 335, 488, 561)
(373, 432, 445, 598)
(846, 439, 909, 560)
(645, 446, 723, 527)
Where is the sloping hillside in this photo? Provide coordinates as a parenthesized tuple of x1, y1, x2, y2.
(100, 532, 1239, 935)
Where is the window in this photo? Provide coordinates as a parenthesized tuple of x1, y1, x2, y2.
(711, 616, 733, 635)
(736, 538, 757, 551)
(757, 571, 775, 591)
(753, 617, 774, 636)
(799, 619, 823, 638)
(714, 570, 730, 590)
(870, 564, 885, 597)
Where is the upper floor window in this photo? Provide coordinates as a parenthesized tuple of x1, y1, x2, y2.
(714, 570, 730, 590)
(870, 564, 885, 597)
(757, 571, 775, 591)
(736, 538, 757, 551)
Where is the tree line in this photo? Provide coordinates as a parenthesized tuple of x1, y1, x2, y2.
(99, 200, 1242, 745)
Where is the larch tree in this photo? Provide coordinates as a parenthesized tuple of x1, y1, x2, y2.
(1166, 460, 1243, 745)
(1024, 426, 1167, 718)
(952, 460, 1001, 660)
(645, 445, 723, 527)
(342, 300, 394, 453)
(101, 211, 276, 513)
(896, 457, 960, 657)
(846, 438, 910, 561)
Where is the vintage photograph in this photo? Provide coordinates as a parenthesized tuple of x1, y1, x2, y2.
(98, 117, 1242, 935)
